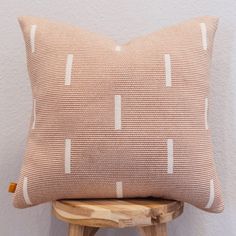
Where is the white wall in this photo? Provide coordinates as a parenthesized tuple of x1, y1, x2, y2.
(1, 1, 235, 235)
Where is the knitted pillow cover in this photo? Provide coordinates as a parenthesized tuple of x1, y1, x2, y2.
(13, 16, 224, 213)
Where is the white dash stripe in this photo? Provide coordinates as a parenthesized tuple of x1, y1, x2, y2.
(32, 99, 36, 129)
(205, 179, 215, 209)
(115, 95, 121, 130)
(65, 139, 71, 174)
(65, 54, 74, 85)
(23, 177, 32, 205)
(164, 54, 172, 87)
(167, 139, 174, 174)
(205, 97, 209, 130)
(115, 45, 122, 52)
(200, 23, 207, 50)
(116, 181, 123, 198)
(30, 25, 37, 53)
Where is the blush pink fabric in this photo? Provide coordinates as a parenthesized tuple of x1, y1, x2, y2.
(13, 16, 224, 213)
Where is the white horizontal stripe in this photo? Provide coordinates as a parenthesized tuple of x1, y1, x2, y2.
(167, 139, 174, 174)
(30, 25, 37, 53)
(65, 54, 74, 85)
(164, 54, 172, 87)
(116, 181, 123, 198)
(32, 99, 36, 129)
(23, 177, 32, 205)
(205, 179, 215, 209)
(115, 95, 121, 130)
(205, 97, 209, 130)
(200, 23, 207, 50)
(65, 139, 71, 174)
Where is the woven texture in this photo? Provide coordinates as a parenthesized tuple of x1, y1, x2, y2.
(13, 16, 224, 212)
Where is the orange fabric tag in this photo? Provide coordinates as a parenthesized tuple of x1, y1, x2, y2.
(8, 183, 17, 193)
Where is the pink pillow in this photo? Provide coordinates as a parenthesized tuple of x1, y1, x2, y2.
(13, 16, 224, 213)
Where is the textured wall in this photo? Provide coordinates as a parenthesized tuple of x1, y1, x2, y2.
(0, 1, 235, 235)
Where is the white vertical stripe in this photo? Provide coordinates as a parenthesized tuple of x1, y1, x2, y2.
(205, 179, 215, 209)
(65, 54, 74, 85)
(116, 181, 123, 198)
(23, 177, 32, 205)
(115, 95, 121, 130)
(164, 54, 172, 87)
(205, 97, 209, 130)
(200, 23, 207, 50)
(30, 25, 37, 53)
(167, 139, 174, 174)
(65, 139, 71, 174)
(32, 99, 36, 129)
(115, 45, 122, 52)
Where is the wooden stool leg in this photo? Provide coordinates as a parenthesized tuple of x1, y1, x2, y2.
(138, 224, 167, 236)
(83, 227, 98, 236)
(68, 224, 98, 236)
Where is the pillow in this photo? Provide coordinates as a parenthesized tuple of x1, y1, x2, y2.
(13, 15, 224, 213)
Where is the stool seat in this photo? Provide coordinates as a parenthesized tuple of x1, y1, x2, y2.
(52, 198, 184, 236)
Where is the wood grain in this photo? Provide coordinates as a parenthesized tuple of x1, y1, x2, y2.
(52, 198, 183, 228)
(138, 224, 167, 236)
(68, 225, 98, 236)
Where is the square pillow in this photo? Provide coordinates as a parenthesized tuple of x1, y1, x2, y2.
(13, 15, 224, 213)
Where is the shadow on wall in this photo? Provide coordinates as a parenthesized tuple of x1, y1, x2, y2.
(49, 215, 67, 236)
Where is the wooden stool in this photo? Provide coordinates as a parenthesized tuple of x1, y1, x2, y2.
(52, 198, 184, 236)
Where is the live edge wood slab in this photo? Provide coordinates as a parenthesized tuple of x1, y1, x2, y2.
(52, 198, 184, 236)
